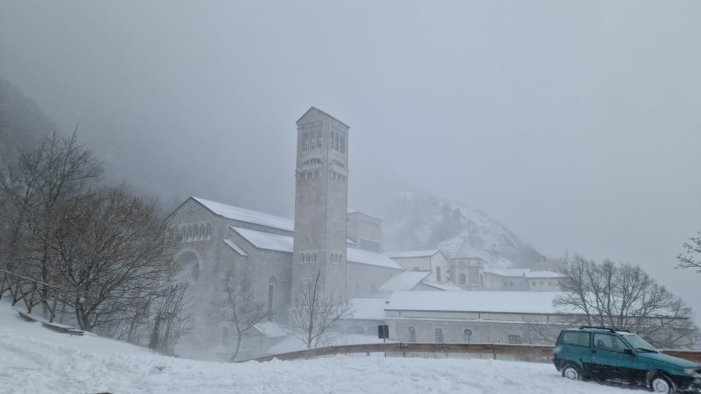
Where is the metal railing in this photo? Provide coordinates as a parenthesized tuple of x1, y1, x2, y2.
(238, 342, 701, 363)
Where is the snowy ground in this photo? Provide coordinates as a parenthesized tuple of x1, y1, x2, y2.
(0, 301, 647, 394)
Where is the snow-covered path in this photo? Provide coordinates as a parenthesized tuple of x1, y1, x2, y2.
(0, 301, 643, 394)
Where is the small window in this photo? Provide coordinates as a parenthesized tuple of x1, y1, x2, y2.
(436, 267, 442, 282)
(593, 334, 629, 353)
(408, 327, 416, 342)
(463, 329, 473, 344)
(435, 328, 444, 343)
(560, 332, 590, 347)
(508, 335, 522, 344)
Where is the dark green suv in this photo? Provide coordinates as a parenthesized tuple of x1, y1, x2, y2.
(554, 326, 701, 393)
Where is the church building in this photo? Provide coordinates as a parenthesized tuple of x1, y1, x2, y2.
(168, 108, 403, 349)
(168, 107, 571, 358)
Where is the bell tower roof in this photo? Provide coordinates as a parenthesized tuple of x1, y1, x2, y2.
(297, 106, 350, 128)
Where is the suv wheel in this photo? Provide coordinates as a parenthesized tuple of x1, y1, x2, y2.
(650, 375, 676, 393)
(562, 364, 582, 381)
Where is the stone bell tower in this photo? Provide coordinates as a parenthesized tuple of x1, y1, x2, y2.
(291, 107, 349, 300)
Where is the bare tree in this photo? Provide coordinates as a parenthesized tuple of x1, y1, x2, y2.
(678, 231, 701, 273)
(287, 271, 354, 349)
(211, 266, 268, 361)
(555, 255, 697, 348)
(148, 280, 191, 356)
(0, 132, 101, 285)
(44, 186, 179, 331)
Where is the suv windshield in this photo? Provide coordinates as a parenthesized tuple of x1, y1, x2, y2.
(620, 333, 658, 352)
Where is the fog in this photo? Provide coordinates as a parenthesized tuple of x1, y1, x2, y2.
(1, 1, 700, 321)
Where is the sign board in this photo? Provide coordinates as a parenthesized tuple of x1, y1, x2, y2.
(378, 324, 389, 339)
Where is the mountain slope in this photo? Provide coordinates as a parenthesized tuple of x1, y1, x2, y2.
(383, 193, 543, 268)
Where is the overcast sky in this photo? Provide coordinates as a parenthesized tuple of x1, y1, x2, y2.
(1, 1, 700, 319)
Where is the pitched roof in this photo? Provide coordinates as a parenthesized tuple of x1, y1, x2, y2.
(296, 106, 350, 128)
(420, 281, 465, 291)
(387, 250, 442, 259)
(230, 226, 293, 253)
(385, 291, 566, 314)
(347, 248, 403, 270)
(228, 226, 403, 270)
(483, 267, 564, 279)
(378, 271, 431, 292)
(349, 298, 389, 320)
(193, 197, 294, 232)
(253, 322, 288, 338)
(222, 239, 248, 256)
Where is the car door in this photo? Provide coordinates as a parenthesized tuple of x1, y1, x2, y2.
(591, 333, 637, 381)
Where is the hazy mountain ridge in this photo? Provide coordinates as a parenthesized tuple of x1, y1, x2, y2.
(383, 193, 544, 268)
(0, 78, 53, 161)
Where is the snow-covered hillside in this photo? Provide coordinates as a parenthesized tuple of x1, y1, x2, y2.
(384, 194, 543, 268)
(0, 300, 641, 394)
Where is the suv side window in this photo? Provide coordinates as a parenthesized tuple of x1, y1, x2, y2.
(593, 333, 628, 353)
(560, 331, 590, 347)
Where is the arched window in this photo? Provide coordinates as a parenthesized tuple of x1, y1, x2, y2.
(408, 327, 416, 343)
(199, 224, 205, 239)
(459, 273, 467, 285)
(435, 328, 444, 343)
(463, 329, 473, 344)
(206, 223, 212, 238)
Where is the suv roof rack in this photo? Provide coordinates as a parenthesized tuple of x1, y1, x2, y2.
(578, 326, 630, 333)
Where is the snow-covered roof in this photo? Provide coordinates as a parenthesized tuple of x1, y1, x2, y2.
(387, 250, 441, 259)
(378, 271, 431, 292)
(347, 248, 403, 270)
(229, 226, 402, 270)
(194, 197, 294, 232)
(230, 226, 293, 253)
(420, 281, 464, 291)
(253, 322, 288, 338)
(386, 291, 564, 314)
(349, 298, 389, 320)
(222, 239, 248, 256)
(483, 268, 564, 279)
